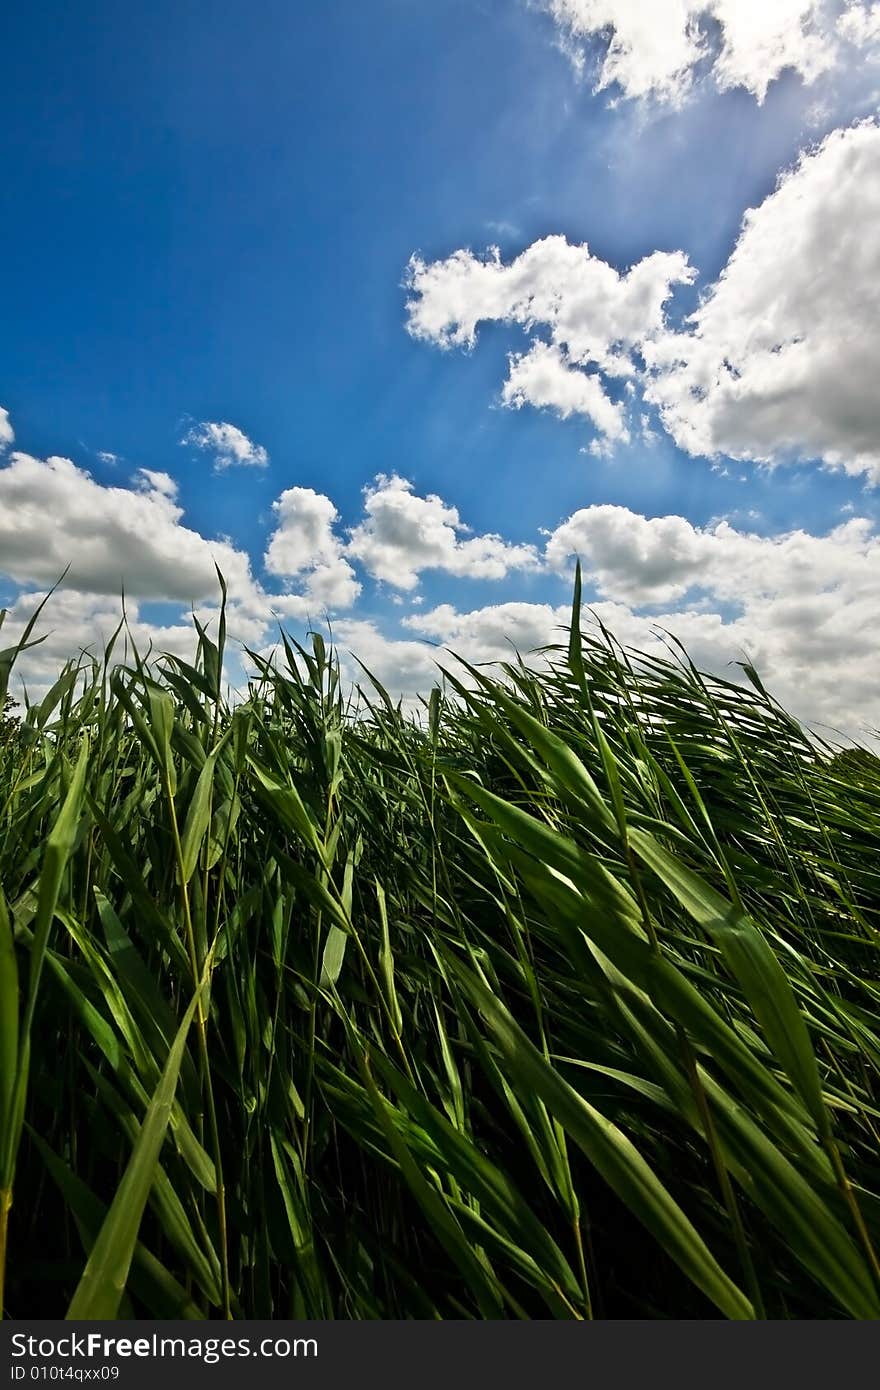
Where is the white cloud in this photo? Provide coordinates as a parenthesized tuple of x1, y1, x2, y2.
(545, 501, 879, 604)
(346, 473, 540, 590)
(502, 341, 629, 439)
(547, 505, 709, 602)
(326, 503, 880, 737)
(330, 618, 441, 703)
(0, 446, 366, 637)
(0, 583, 294, 705)
(294, 561, 361, 612)
(330, 603, 577, 712)
(181, 420, 269, 470)
(264, 485, 361, 614)
(0, 588, 202, 691)
(265, 487, 345, 574)
(646, 121, 880, 480)
(406, 236, 693, 368)
(405, 235, 693, 444)
(593, 593, 879, 739)
(0, 407, 14, 450)
(0, 448, 546, 699)
(542, 501, 880, 735)
(407, 122, 880, 480)
(3, 413, 876, 738)
(137, 468, 178, 498)
(0, 452, 257, 601)
(544, 2, 876, 105)
(402, 555, 878, 739)
(267, 476, 538, 598)
(547, 0, 710, 103)
(839, 2, 880, 44)
(0, 451, 363, 695)
(405, 600, 570, 659)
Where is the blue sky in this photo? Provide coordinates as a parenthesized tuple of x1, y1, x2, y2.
(2, 1, 879, 736)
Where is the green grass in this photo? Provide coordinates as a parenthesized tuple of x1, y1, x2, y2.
(1, 572, 879, 1319)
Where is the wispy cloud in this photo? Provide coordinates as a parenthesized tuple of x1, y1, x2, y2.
(181, 419, 269, 470)
(484, 218, 522, 240)
(543, 1, 880, 106)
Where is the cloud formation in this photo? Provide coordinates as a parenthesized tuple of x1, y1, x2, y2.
(0, 451, 256, 600)
(0, 587, 203, 688)
(839, 2, 880, 44)
(181, 420, 269, 470)
(406, 235, 693, 443)
(0, 435, 359, 688)
(2, 404, 876, 738)
(369, 526, 879, 739)
(546, 499, 879, 603)
(646, 121, 880, 480)
(502, 341, 629, 439)
(407, 121, 880, 480)
(264, 486, 361, 614)
(543, 501, 880, 735)
(0, 407, 13, 450)
(309, 498, 880, 740)
(545, 1, 879, 104)
(346, 474, 540, 589)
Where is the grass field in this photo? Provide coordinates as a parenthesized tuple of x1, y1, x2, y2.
(1, 573, 879, 1320)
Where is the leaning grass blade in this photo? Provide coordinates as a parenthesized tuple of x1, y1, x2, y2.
(66, 980, 204, 1319)
(0, 890, 18, 1154)
(628, 827, 828, 1134)
(445, 951, 753, 1319)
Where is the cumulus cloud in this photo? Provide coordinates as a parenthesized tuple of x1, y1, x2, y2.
(545, 501, 879, 605)
(502, 341, 629, 439)
(0, 452, 257, 600)
(646, 121, 880, 480)
(543, 501, 880, 734)
(839, 2, 880, 44)
(0, 407, 14, 450)
(0, 450, 363, 695)
(0, 582, 302, 704)
(406, 122, 880, 480)
(547, 505, 710, 602)
(266, 477, 537, 597)
(319, 502, 880, 739)
(264, 484, 880, 740)
(329, 603, 574, 712)
(405, 235, 693, 445)
(410, 577, 877, 740)
(406, 236, 693, 367)
(0, 440, 550, 699)
(3, 404, 875, 737)
(181, 420, 269, 470)
(329, 618, 441, 703)
(0, 588, 203, 690)
(265, 487, 345, 574)
(7, 442, 877, 733)
(405, 600, 570, 659)
(346, 474, 540, 590)
(264, 486, 361, 614)
(545, 1, 877, 105)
